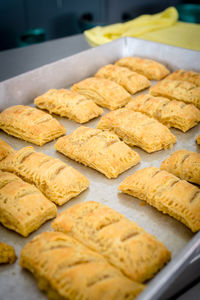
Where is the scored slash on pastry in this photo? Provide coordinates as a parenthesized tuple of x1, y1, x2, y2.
(0, 170, 57, 237)
(150, 79, 200, 109)
(54, 126, 141, 179)
(52, 201, 171, 283)
(160, 149, 200, 185)
(166, 69, 200, 87)
(95, 64, 150, 94)
(125, 94, 200, 132)
(0, 105, 66, 146)
(20, 231, 145, 300)
(97, 108, 176, 153)
(115, 56, 170, 80)
(0, 146, 89, 205)
(34, 88, 104, 123)
(71, 77, 132, 110)
(119, 167, 200, 232)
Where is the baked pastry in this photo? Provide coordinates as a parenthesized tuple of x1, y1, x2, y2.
(119, 167, 200, 232)
(196, 134, 200, 145)
(166, 69, 200, 87)
(71, 77, 132, 110)
(125, 94, 200, 132)
(0, 139, 15, 161)
(150, 79, 200, 109)
(20, 232, 144, 300)
(95, 64, 150, 94)
(0, 146, 89, 205)
(0, 170, 57, 237)
(0, 242, 17, 264)
(0, 105, 66, 146)
(97, 108, 176, 153)
(161, 149, 200, 185)
(34, 89, 103, 123)
(55, 126, 140, 179)
(52, 201, 171, 283)
(115, 57, 170, 80)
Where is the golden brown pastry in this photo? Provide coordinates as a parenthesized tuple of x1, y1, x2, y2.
(34, 89, 103, 123)
(150, 79, 200, 109)
(0, 139, 15, 161)
(161, 150, 200, 185)
(95, 64, 150, 94)
(119, 167, 200, 232)
(0, 146, 89, 205)
(20, 232, 144, 300)
(166, 69, 200, 86)
(52, 201, 171, 283)
(97, 108, 176, 153)
(0, 242, 17, 264)
(115, 57, 170, 80)
(0, 105, 66, 146)
(125, 94, 200, 132)
(55, 126, 140, 179)
(196, 134, 200, 145)
(71, 77, 132, 110)
(0, 170, 57, 237)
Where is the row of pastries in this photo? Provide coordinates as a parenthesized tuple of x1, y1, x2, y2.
(0, 56, 200, 300)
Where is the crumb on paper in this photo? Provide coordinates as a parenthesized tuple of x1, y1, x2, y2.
(140, 201, 147, 206)
(0, 242, 17, 264)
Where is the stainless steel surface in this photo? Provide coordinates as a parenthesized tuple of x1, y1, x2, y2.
(0, 37, 199, 300)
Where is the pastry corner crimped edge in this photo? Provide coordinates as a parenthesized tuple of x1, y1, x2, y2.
(0, 139, 15, 161)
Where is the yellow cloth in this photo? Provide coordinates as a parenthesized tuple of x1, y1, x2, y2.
(84, 7, 200, 51)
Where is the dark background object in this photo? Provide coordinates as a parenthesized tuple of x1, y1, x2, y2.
(0, 0, 198, 51)
(17, 28, 46, 47)
(176, 4, 200, 23)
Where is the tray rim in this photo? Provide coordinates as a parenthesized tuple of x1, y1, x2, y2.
(1, 35, 200, 86)
(0, 36, 200, 300)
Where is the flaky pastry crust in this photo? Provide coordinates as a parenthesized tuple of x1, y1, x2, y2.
(95, 64, 150, 94)
(71, 77, 132, 110)
(97, 108, 176, 153)
(0, 170, 57, 236)
(0, 105, 66, 146)
(34, 89, 103, 123)
(52, 201, 171, 283)
(126, 94, 200, 132)
(150, 79, 200, 109)
(20, 231, 144, 300)
(119, 167, 200, 232)
(55, 126, 140, 178)
(115, 57, 170, 80)
(0, 146, 89, 205)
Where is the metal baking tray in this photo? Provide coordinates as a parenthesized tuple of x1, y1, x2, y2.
(0, 37, 199, 300)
